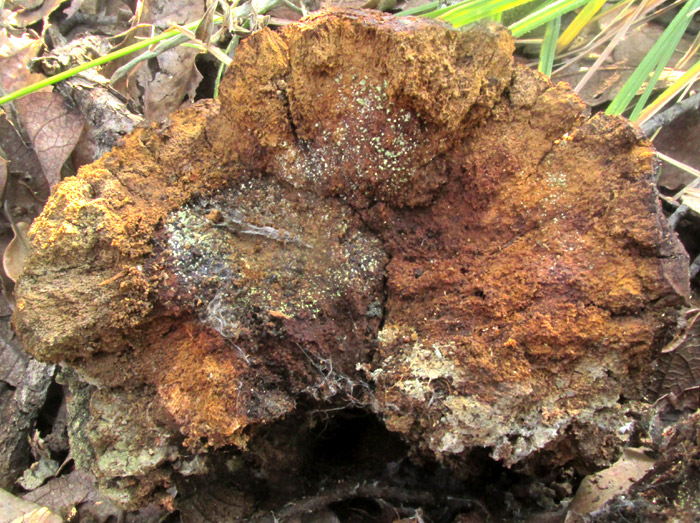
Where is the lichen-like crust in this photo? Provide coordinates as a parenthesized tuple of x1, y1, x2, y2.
(13, 8, 689, 508)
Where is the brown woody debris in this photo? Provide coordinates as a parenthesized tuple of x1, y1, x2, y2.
(13, 9, 689, 509)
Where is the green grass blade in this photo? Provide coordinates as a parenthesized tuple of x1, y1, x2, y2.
(214, 34, 241, 99)
(638, 56, 700, 123)
(424, 0, 535, 22)
(607, 0, 700, 117)
(538, 16, 561, 77)
(436, 0, 538, 26)
(629, 57, 674, 120)
(0, 0, 279, 107)
(421, 0, 481, 19)
(629, 5, 700, 119)
(0, 16, 219, 107)
(397, 1, 440, 16)
(509, 0, 591, 37)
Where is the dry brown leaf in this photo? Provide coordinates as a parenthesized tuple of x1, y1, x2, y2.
(8, 0, 45, 9)
(0, 36, 43, 93)
(2, 10, 95, 192)
(680, 187, 700, 215)
(140, 0, 204, 28)
(0, 36, 77, 191)
(566, 448, 656, 519)
(3, 221, 31, 282)
(14, 92, 84, 188)
(654, 110, 700, 192)
(61, 0, 134, 37)
(109, 0, 205, 122)
(0, 110, 43, 178)
(553, 23, 694, 106)
(0, 110, 49, 216)
(143, 45, 203, 122)
(139, 0, 204, 122)
(0, 32, 38, 59)
(13, 0, 71, 27)
(655, 309, 700, 399)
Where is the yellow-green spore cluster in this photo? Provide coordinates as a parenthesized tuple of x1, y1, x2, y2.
(276, 73, 441, 208)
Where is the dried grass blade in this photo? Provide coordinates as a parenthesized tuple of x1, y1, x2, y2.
(637, 57, 700, 124)
(606, 0, 700, 117)
(573, 0, 650, 93)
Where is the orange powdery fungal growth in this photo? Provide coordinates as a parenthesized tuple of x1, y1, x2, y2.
(12, 8, 690, 509)
(210, 9, 515, 209)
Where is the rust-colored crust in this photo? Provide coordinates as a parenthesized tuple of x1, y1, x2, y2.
(12, 8, 689, 507)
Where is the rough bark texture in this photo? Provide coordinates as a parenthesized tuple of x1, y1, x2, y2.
(0, 318, 55, 489)
(12, 8, 689, 510)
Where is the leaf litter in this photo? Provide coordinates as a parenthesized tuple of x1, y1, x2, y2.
(14, 91, 84, 189)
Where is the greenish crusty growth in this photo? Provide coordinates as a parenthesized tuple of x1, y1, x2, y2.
(153, 177, 386, 336)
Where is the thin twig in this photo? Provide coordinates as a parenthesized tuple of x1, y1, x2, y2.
(641, 91, 700, 135)
(657, 152, 700, 180)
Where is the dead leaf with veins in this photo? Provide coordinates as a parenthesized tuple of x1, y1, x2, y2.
(0, 31, 38, 60)
(14, 92, 84, 189)
(655, 309, 700, 401)
(0, 23, 83, 191)
(0, 110, 49, 208)
(0, 36, 82, 191)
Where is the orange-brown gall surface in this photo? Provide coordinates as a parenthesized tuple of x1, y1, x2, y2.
(13, 9, 689, 509)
